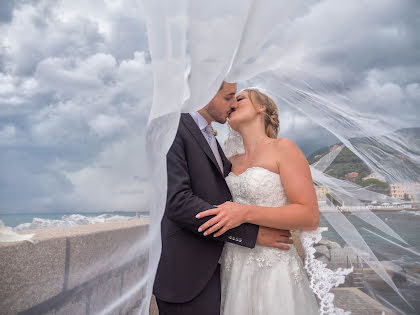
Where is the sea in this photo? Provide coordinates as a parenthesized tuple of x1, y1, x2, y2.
(319, 210, 420, 314)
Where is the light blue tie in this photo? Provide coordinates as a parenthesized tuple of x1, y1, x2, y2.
(204, 124, 224, 173)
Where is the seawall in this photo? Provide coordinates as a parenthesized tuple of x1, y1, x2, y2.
(0, 218, 400, 314)
(0, 218, 158, 315)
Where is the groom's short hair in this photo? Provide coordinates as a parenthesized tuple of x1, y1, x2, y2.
(219, 81, 225, 91)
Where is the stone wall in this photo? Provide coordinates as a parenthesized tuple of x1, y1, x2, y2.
(0, 219, 157, 315)
(1, 218, 399, 315)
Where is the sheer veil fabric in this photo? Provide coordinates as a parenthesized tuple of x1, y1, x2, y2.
(224, 127, 353, 314)
(141, 1, 419, 314)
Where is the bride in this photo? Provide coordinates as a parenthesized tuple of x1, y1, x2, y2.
(196, 88, 320, 314)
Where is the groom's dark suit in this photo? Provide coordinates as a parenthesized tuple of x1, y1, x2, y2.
(153, 113, 259, 315)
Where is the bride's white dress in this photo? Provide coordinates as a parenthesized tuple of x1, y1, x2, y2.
(220, 166, 320, 315)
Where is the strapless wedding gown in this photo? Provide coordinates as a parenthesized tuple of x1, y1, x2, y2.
(220, 167, 320, 315)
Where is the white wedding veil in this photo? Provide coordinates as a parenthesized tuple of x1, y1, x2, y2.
(2, 1, 419, 315)
(224, 126, 354, 314)
(142, 1, 419, 314)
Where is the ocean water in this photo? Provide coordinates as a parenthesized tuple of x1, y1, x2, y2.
(319, 210, 420, 314)
(320, 210, 420, 255)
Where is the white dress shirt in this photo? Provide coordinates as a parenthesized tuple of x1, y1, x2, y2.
(189, 112, 224, 173)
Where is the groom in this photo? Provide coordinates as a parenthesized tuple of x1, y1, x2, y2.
(153, 81, 293, 315)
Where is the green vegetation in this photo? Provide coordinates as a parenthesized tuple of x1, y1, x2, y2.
(323, 147, 371, 180)
(359, 178, 389, 189)
(308, 146, 389, 194)
(358, 178, 390, 195)
(307, 146, 331, 165)
(306, 128, 420, 197)
(308, 145, 372, 180)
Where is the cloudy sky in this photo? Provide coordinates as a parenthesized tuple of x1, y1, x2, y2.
(0, 0, 419, 213)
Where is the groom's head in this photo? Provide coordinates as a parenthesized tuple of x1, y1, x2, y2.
(199, 81, 237, 124)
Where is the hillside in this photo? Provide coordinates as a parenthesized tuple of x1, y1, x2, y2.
(306, 127, 420, 195)
(308, 145, 371, 179)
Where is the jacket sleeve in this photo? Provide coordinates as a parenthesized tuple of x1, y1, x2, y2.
(165, 128, 259, 249)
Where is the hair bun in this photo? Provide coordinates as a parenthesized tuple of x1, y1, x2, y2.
(245, 88, 279, 139)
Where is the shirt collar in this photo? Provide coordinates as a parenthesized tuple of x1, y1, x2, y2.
(189, 111, 209, 131)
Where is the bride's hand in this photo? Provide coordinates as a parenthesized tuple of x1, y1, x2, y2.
(196, 202, 248, 237)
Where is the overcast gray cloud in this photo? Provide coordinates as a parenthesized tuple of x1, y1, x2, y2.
(286, 0, 420, 127)
(0, 0, 419, 213)
(0, 0, 152, 213)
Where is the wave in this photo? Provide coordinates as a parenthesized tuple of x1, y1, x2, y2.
(399, 210, 420, 216)
(12, 213, 146, 232)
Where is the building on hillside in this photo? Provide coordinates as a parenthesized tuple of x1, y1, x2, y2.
(315, 185, 328, 207)
(330, 144, 341, 152)
(315, 186, 328, 200)
(362, 172, 386, 182)
(345, 172, 359, 181)
(390, 182, 420, 202)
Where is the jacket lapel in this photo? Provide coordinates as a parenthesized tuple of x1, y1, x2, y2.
(181, 113, 224, 176)
(216, 140, 232, 177)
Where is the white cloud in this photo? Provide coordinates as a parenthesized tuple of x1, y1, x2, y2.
(89, 114, 127, 138)
(0, 73, 15, 94)
(63, 134, 148, 212)
(0, 0, 419, 213)
(344, 70, 420, 127)
(0, 0, 152, 212)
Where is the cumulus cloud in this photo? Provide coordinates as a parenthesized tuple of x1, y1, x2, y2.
(63, 133, 149, 212)
(0, 0, 152, 213)
(0, 0, 419, 213)
(288, 0, 420, 125)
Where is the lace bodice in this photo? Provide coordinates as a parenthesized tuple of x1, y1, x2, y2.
(223, 167, 302, 275)
(222, 166, 353, 315)
(226, 166, 288, 207)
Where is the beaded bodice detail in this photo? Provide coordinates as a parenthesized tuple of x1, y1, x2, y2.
(221, 166, 352, 315)
(221, 167, 304, 282)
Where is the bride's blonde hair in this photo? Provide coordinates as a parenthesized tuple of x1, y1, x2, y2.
(243, 88, 279, 139)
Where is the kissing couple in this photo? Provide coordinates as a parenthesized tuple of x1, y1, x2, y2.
(153, 81, 320, 314)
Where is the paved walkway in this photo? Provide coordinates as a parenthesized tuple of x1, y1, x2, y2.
(149, 288, 396, 315)
(332, 288, 396, 315)
(149, 295, 158, 315)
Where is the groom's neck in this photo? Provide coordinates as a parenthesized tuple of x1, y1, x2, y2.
(198, 108, 213, 124)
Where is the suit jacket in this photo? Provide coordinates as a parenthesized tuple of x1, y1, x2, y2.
(153, 113, 259, 303)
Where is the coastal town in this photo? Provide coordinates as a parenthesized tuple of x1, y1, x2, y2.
(309, 142, 420, 212)
(315, 175, 420, 212)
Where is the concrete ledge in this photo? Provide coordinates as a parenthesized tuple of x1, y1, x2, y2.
(0, 218, 149, 315)
(332, 287, 396, 315)
(65, 219, 149, 290)
(0, 235, 67, 314)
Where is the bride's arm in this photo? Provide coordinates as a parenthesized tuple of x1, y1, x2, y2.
(197, 139, 319, 236)
(244, 139, 319, 230)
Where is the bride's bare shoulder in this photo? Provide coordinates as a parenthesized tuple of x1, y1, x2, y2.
(274, 137, 298, 149)
(273, 138, 306, 160)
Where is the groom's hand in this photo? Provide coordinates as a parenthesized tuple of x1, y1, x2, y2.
(256, 226, 293, 250)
